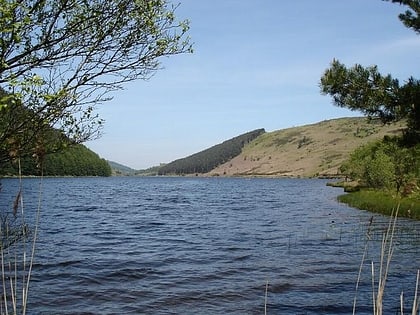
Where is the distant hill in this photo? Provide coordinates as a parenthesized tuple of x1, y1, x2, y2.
(108, 161, 137, 176)
(157, 128, 266, 175)
(207, 117, 404, 178)
(135, 165, 163, 176)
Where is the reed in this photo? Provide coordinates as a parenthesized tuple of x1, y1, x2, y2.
(263, 207, 419, 314)
(264, 279, 269, 315)
(412, 270, 419, 315)
(353, 207, 420, 315)
(353, 215, 374, 315)
(371, 208, 397, 315)
(0, 160, 42, 315)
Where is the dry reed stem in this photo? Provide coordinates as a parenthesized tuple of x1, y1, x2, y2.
(11, 258, 16, 314)
(353, 207, 408, 315)
(373, 208, 398, 315)
(412, 269, 419, 315)
(264, 279, 269, 315)
(371, 261, 376, 315)
(0, 240, 8, 315)
(400, 291, 404, 315)
(353, 216, 374, 315)
(22, 176, 43, 315)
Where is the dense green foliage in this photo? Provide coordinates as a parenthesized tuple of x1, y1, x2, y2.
(158, 129, 265, 175)
(0, 88, 110, 176)
(0, 144, 111, 177)
(338, 189, 420, 219)
(340, 137, 420, 193)
(0, 87, 70, 165)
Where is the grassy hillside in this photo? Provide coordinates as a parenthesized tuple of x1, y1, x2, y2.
(158, 128, 265, 175)
(206, 117, 405, 178)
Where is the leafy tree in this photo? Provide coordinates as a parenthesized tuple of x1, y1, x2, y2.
(2, 2, 189, 310)
(340, 138, 420, 192)
(340, 142, 375, 182)
(320, 61, 419, 144)
(0, 0, 192, 163)
(320, 0, 419, 144)
(364, 149, 394, 189)
(322, 0, 420, 194)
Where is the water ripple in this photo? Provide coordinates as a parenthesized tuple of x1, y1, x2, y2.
(1, 177, 418, 314)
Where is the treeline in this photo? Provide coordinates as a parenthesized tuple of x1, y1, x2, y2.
(158, 129, 265, 175)
(0, 144, 112, 177)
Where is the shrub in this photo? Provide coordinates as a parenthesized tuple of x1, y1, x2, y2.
(340, 137, 420, 194)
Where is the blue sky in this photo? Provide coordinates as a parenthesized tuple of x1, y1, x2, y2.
(86, 0, 419, 170)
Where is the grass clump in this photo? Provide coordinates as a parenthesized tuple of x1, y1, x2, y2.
(338, 189, 420, 220)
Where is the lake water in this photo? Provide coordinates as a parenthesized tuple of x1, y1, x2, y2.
(0, 177, 419, 314)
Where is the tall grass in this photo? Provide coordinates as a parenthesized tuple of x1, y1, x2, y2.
(338, 190, 420, 219)
(0, 160, 42, 314)
(353, 208, 420, 315)
(371, 209, 397, 315)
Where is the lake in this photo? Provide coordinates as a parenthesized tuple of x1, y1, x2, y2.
(0, 177, 419, 314)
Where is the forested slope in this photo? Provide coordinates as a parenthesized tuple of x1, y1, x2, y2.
(0, 144, 111, 177)
(158, 128, 265, 175)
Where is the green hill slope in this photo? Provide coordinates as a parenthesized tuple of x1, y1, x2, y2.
(0, 144, 112, 177)
(158, 128, 265, 175)
(206, 117, 405, 177)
